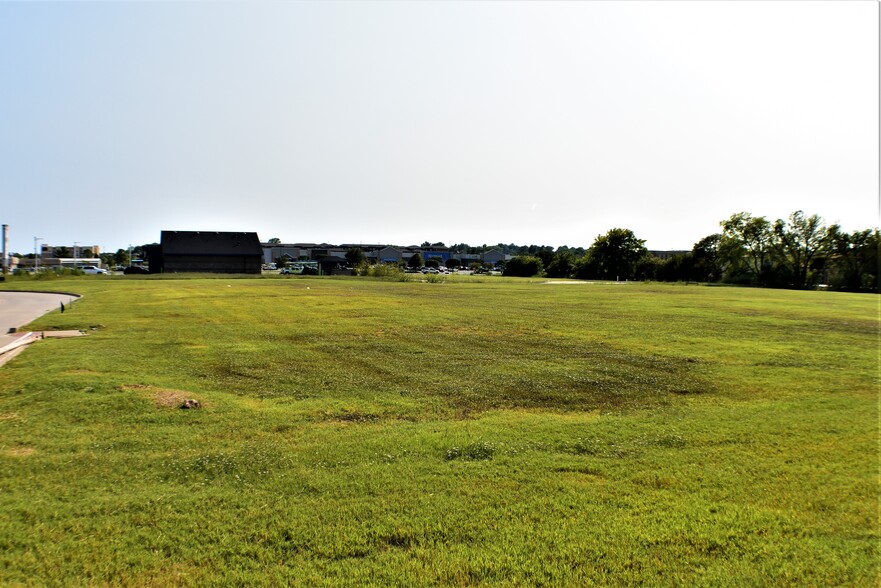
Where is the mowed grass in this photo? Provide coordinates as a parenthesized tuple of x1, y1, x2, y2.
(0, 275, 877, 586)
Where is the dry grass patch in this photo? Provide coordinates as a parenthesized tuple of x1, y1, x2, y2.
(118, 384, 202, 409)
(4, 446, 35, 458)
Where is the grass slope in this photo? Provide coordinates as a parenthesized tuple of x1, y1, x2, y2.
(0, 276, 878, 586)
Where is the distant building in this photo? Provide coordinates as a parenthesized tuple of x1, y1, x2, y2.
(481, 249, 506, 265)
(157, 231, 263, 274)
(259, 240, 510, 269)
(421, 244, 451, 262)
(375, 246, 404, 263)
(41, 244, 101, 259)
(262, 244, 307, 264)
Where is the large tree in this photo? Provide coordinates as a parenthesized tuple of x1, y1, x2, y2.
(577, 228, 648, 280)
(545, 250, 576, 278)
(345, 247, 366, 267)
(691, 234, 723, 282)
(113, 249, 130, 266)
(826, 227, 880, 292)
(720, 212, 773, 283)
(772, 211, 829, 289)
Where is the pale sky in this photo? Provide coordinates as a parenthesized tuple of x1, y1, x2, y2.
(1, 1, 877, 255)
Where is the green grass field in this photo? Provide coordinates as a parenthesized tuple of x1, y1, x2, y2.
(0, 275, 877, 586)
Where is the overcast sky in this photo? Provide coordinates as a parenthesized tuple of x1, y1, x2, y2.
(1, 1, 877, 255)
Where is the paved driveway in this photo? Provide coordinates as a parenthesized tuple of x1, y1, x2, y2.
(0, 291, 80, 336)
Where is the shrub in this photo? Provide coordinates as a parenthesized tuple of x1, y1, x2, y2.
(503, 256, 543, 277)
(424, 273, 446, 284)
(363, 264, 412, 281)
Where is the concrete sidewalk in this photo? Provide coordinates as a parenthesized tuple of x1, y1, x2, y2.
(0, 291, 84, 366)
(0, 330, 86, 367)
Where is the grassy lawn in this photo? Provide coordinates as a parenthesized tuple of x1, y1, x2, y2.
(0, 275, 877, 586)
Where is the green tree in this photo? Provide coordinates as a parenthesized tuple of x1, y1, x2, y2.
(345, 248, 366, 266)
(577, 228, 648, 280)
(534, 247, 554, 269)
(654, 254, 691, 282)
(424, 257, 441, 269)
(772, 211, 829, 289)
(545, 251, 576, 278)
(691, 234, 723, 282)
(276, 254, 291, 269)
(445, 258, 460, 269)
(502, 256, 543, 277)
(114, 249, 130, 266)
(268, 237, 281, 244)
(826, 227, 880, 292)
(721, 212, 773, 284)
(54, 246, 70, 258)
(408, 253, 424, 268)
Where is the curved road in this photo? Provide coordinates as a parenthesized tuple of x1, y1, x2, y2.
(0, 291, 80, 336)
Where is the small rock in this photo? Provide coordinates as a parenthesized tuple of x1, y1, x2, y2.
(180, 399, 201, 409)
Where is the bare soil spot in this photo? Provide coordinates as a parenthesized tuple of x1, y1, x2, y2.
(5, 446, 35, 458)
(118, 384, 202, 409)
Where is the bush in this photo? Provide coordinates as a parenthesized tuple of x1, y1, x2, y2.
(361, 264, 412, 281)
(424, 273, 446, 284)
(503, 256, 543, 277)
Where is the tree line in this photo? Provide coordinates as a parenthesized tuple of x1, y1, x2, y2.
(501, 211, 878, 292)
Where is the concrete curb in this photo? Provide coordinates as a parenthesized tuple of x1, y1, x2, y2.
(0, 332, 39, 356)
(0, 290, 82, 298)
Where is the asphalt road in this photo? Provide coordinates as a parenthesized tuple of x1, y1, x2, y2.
(0, 291, 79, 336)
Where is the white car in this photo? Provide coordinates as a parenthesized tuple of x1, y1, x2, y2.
(80, 266, 109, 275)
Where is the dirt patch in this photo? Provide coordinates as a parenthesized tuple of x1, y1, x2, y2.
(5, 446, 35, 458)
(118, 384, 202, 409)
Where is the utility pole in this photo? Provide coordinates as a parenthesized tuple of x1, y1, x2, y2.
(1, 224, 8, 274)
(34, 237, 43, 272)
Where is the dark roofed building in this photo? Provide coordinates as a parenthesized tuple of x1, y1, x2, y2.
(158, 231, 263, 274)
(317, 255, 349, 275)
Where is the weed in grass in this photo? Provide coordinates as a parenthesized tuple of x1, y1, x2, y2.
(445, 441, 497, 461)
(570, 437, 635, 458)
(163, 443, 293, 485)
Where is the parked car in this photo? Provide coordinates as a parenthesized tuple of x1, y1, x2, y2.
(80, 266, 109, 275)
(123, 266, 150, 275)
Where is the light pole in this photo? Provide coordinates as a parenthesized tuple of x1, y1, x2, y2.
(128, 244, 132, 267)
(73, 241, 79, 269)
(34, 237, 43, 272)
